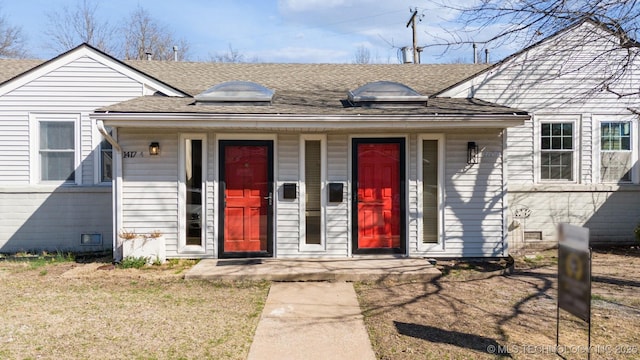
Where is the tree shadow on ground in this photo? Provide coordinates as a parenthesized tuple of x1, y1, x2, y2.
(394, 321, 512, 357)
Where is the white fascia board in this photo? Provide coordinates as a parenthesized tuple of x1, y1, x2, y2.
(0, 45, 186, 97)
(91, 113, 528, 129)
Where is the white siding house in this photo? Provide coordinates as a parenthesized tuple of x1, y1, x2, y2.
(437, 19, 640, 246)
(4, 19, 635, 260)
(0, 44, 184, 253)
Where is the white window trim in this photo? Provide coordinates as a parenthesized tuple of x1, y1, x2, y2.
(299, 134, 327, 252)
(93, 126, 117, 185)
(535, 116, 580, 184)
(29, 113, 81, 186)
(594, 116, 638, 184)
(417, 134, 445, 252)
(178, 133, 207, 254)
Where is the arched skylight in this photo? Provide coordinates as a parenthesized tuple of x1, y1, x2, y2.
(195, 81, 274, 104)
(348, 81, 428, 107)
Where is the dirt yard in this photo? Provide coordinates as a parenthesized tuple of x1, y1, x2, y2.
(356, 248, 640, 360)
(0, 259, 269, 360)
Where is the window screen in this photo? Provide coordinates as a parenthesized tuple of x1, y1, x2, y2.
(601, 122, 632, 182)
(40, 121, 75, 181)
(305, 140, 321, 245)
(422, 140, 438, 243)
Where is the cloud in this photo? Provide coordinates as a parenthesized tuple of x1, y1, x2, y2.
(253, 46, 350, 63)
(278, 0, 353, 11)
(273, 0, 493, 63)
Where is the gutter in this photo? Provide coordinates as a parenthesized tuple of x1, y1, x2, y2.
(90, 112, 530, 129)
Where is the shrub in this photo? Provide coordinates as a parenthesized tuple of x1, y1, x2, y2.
(118, 256, 148, 269)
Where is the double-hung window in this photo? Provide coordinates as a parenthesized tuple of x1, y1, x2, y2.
(33, 114, 79, 184)
(540, 122, 574, 181)
(600, 122, 632, 183)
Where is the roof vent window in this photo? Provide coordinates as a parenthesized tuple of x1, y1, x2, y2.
(347, 81, 428, 108)
(194, 81, 274, 105)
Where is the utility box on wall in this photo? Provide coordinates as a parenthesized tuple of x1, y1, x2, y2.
(283, 183, 297, 199)
(328, 183, 343, 203)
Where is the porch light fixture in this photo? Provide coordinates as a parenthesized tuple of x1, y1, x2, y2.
(149, 142, 160, 156)
(467, 141, 479, 164)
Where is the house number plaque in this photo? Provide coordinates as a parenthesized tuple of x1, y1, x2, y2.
(123, 151, 144, 158)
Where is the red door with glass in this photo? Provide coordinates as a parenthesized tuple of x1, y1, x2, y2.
(353, 139, 405, 253)
(219, 141, 273, 257)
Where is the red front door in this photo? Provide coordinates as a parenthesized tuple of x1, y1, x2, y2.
(220, 141, 273, 256)
(354, 140, 404, 252)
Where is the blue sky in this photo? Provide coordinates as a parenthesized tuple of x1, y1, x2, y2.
(4, 0, 516, 63)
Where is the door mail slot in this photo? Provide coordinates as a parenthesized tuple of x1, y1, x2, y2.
(283, 183, 297, 199)
(328, 183, 343, 203)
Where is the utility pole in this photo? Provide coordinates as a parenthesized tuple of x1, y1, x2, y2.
(406, 9, 418, 64)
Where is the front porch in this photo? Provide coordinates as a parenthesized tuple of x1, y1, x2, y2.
(184, 257, 441, 282)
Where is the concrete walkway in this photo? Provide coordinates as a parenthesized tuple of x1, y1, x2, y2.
(185, 258, 440, 282)
(247, 282, 376, 360)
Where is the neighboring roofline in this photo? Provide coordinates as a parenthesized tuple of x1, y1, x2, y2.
(0, 43, 189, 97)
(90, 112, 529, 129)
(431, 17, 638, 97)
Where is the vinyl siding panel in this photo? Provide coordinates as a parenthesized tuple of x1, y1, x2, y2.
(0, 187, 112, 252)
(505, 119, 534, 184)
(0, 55, 147, 252)
(508, 186, 640, 245)
(456, 25, 640, 113)
(275, 134, 301, 257)
(413, 131, 507, 257)
(119, 131, 179, 255)
(437, 22, 639, 248)
(276, 133, 350, 258)
(0, 55, 143, 185)
(440, 22, 639, 186)
(325, 134, 349, 256)
(580, 114, 593, 184)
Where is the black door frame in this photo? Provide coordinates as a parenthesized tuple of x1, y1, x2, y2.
(218, 140, 274, 258)
(351, 138, 407, 255)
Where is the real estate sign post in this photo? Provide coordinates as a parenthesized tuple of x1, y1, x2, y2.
(556, 223, 591, 359)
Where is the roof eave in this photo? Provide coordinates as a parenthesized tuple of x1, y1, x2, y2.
(90, 112, 529, 129)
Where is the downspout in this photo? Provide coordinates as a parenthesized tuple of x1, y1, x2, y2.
(97, 119, 121, 152)
(97, 119, 123, 262)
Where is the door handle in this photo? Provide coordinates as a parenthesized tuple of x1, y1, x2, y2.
(263, 192, 273, 206)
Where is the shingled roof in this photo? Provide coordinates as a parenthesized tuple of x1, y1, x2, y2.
(0, 59, 45, 84)
(125, 61, 490, 97)
(0, 52, 526, 116)
(98, 61, 525, 115)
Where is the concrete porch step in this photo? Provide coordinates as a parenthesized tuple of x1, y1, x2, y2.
(184, 257, 441, 282)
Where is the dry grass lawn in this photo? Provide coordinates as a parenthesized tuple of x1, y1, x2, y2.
(356, 247, 640, 360)
(0, 258, 269, 360)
